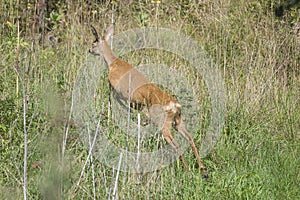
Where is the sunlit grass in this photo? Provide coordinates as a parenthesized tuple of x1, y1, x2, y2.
(0, 0, 299, 199)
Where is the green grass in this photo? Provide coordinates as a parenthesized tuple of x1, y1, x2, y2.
(1, 0, 300, 199)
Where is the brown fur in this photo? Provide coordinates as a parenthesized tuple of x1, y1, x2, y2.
(89, 25, 208, 179)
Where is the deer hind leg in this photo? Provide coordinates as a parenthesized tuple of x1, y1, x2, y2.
(161, 113, 189, 170)
(175, 115, 208, 179)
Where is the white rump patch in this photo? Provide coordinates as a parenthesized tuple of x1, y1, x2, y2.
(164, 101, 181, 113)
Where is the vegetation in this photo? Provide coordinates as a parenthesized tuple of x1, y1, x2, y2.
(0, 0, 299, 199)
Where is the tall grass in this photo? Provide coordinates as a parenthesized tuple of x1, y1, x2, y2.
(0, 0, 299, 199)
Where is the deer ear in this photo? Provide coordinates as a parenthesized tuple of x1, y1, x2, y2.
(104, 24, 114, 42)
(91, 25, 99, 41)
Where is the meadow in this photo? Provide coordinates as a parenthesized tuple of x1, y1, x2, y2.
(0, 1, 299, 199)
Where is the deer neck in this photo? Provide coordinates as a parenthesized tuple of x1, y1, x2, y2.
(102, 41, 117, 66)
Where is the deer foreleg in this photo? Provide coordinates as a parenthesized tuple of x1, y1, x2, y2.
(162, 119, 189, 170)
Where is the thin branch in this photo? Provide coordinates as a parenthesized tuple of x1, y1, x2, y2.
(60, 86, 75, 199)
(136, 113, 141, 173)
(62, 90, 75, 157)
(88, 120, 96, 200)
(74, 113, 102, 193)
(112, 152, 123, 200)
(18, 18, 28, 200)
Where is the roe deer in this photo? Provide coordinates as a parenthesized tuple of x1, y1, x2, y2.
(89, 25, 208, 179)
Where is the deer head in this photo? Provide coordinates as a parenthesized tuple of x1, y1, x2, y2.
(89, 25, 114, 57)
